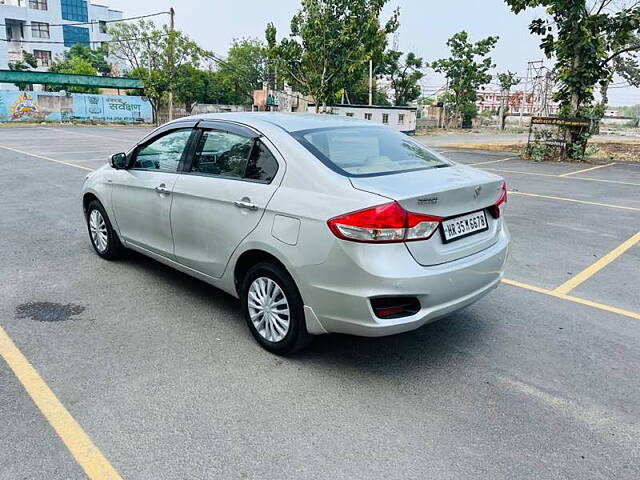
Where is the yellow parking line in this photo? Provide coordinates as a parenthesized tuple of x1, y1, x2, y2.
(554, 232, 640, 295)
(508, 191, 640, 212)
(483, 167, 640, 187)
(0, 144, 92, 171)
(502, 278, 640, 321)
(559, 163, 616, 177)
(0, 325, 122, 479)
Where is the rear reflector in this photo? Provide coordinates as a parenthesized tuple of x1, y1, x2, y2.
(371, 297, 421, 319)
(327, 202, 441, 243)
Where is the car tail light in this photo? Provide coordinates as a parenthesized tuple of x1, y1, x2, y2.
(327, 202, 441, 243)
(490, 182, 507, 219)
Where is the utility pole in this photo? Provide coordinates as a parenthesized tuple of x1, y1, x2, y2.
(442, 77, 449, 129)
(519, 63, 529, 126)
(167, 7, 175, 122)
(368, 59, 373, 106)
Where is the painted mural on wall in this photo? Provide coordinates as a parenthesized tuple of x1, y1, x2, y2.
(10, 93, 40, 120)
(0, 91, 153, 123)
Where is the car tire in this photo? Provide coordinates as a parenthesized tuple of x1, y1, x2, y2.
(241, 261, 312, 355)
(86, 200, 124, 260)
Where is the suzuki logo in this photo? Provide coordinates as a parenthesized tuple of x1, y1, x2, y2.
(474, 185, 482, 198)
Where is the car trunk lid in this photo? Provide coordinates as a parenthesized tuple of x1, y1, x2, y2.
(349, 164, 505, 266)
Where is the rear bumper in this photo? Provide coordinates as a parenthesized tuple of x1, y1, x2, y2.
(299, 227, 509, 337)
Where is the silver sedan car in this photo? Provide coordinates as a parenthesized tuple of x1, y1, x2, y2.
(82, 113, 509, 354)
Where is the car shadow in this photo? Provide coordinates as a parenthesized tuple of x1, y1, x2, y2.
(117, 249, 491, 376)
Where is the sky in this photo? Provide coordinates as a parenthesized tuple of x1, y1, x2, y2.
(104, 0, 640, 106)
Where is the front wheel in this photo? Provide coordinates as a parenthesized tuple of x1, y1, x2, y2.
(86, 200, 123, 260)
(241, 262, 312, 355)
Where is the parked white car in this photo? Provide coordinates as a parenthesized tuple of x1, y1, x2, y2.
(82, 113, 509, 354)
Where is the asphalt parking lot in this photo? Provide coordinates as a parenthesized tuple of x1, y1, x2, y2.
(1, 125, 639, 480)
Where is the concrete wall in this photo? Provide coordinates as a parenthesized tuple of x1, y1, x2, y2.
(0, 90, 153, 122)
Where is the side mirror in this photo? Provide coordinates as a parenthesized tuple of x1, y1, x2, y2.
(110, 152, 128, 169)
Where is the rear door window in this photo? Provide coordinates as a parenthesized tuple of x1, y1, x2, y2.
(245, 140, 279, 183)
(188, 129, 279, 183)
(190, 130, 254, 178)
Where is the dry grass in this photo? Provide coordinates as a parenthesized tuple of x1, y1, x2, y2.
(442, 139, 640, 163)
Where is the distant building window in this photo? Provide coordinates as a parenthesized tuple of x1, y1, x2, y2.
(98, 20, 107, 34)
(364, 113, 372, 120)
(382, 113, 389, 124)
(346, 112, 354, 117)
(61, 0, 88, 22)
(29, 0, 47, 10)
(33, 49, 52, 67)
(62, 25, 90, 47)
(398, 114, 404, 125)
(31, 22, 50, 39)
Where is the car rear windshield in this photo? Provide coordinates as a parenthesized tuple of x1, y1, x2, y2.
(293, 126, 451, 177)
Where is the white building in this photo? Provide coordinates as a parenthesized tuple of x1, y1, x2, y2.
(308, 104, 418, 134)
(477, 89, 560, 116)
(1, 0, 122, 89)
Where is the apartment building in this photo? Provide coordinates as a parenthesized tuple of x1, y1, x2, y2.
(1, 0, 122, 89)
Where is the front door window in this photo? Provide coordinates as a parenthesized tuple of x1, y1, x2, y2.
(134, 128, 192, 172)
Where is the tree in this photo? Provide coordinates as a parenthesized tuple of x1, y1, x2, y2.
(266, 0, 399, 112)
(59, 43, 111, 75)
(45, 44, 111, 93)
(432, 31, 498, 127)
(600, 36, 640, 109)
(8, 51, 37, 90)
(381, 50, 424, 106)
(174, 64, 207, 113)
(48, 56, 99, 93)
(497, 71, 519, 129)
(213, 38, 269, 105)
(505, 0, 640, 157)
(109, 20, 206, 122)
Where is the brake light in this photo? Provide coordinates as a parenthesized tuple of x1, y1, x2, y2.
(327, 202, 441, 243)
(490, 182, 507, 219)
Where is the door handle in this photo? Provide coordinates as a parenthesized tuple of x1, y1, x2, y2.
(234, 198, 259, 211)
(155, 184, 171, 195)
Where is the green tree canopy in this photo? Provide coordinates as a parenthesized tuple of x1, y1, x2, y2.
(62, 44, 111, 75)
(8, 51, 37, 90)
(507, 0, 640, 115)
(266, 0, 399, 111)
(212, 38, 269, 105)
(432, 31, 498, 126)
(109, 20, 206, 121)
(506, 0, 640, 157)
(48, 56, 99, 93)
(381, 50, 424, 106)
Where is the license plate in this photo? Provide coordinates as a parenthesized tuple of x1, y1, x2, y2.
(441, 210, 488, 243)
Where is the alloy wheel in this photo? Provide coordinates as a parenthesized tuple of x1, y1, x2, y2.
(248, 277, 290, 342)
(89, 209, 108, 253)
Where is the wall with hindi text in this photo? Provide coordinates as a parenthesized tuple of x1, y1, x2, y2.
(0, 91, 153, 123)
